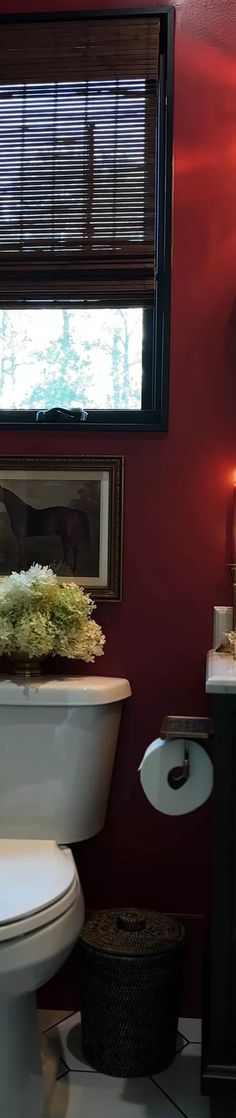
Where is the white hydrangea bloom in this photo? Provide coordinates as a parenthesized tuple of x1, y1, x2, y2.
(0, 565, 105, 662)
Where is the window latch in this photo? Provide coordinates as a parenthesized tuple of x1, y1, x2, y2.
(35, 407, 88, 424)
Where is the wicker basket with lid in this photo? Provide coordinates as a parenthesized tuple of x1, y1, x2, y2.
(78, 908, 185, 1076)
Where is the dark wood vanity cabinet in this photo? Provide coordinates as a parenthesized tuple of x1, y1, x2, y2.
(202, 695, 236, 1117)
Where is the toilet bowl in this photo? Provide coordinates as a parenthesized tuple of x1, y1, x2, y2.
(0, 675, 131, 1118)
(0, 841, 84, 1118)
(0, 842, 84, 985)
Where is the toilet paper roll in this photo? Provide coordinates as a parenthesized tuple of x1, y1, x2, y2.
(139, 737, 213, 816)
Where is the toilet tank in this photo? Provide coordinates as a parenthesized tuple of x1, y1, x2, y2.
(0, 676, 131, 842)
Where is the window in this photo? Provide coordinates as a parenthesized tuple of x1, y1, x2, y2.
(0, 9, 174, 431)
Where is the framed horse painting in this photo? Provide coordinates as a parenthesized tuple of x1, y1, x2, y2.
(0, 456, 123, 600)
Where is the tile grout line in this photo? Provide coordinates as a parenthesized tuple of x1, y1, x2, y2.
(57, 1067, 70, 1082)
(179, 1028, 201, 1045)
(150, 1077, 189, 1118)
(57, 1057, 70, 1075)
(60, 1068, 97, 1074)
(184, 1040, 201, 1044)
(42, 1011, 76, 1034)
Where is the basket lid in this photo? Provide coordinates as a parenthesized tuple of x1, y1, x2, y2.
(79, 908, 184, 956)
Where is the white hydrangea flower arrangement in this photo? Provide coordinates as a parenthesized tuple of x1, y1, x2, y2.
(0, 564, 105, 662)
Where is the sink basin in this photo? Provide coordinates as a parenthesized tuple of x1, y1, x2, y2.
(206, 649, 236, 692)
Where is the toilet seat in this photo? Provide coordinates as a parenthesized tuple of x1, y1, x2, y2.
(0, 840, 79, 942)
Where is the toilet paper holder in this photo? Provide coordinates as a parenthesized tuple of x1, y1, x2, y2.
(161, 716, 213, 792)
(167, 741, 190, 789)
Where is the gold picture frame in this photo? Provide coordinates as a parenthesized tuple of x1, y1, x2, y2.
(0, 456, 124, 601)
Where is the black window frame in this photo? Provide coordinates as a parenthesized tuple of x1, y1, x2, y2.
(0, 6, 174, 433)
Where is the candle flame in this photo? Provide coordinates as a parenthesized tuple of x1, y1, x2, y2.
(233, 470, 236, 487)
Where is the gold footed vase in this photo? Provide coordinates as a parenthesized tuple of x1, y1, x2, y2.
(4, 652, 46, 679)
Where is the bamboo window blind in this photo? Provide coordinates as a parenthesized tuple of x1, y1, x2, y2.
(0, 16, 160, 307)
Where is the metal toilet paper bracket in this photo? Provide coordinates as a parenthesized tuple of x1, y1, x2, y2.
(161, 716, 213, 792)
(167, 741, 190, 789)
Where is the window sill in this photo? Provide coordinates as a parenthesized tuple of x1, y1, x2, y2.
(0, 411, 168, 433)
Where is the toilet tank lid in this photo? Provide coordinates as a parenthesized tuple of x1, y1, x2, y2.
(0, 676, 131, 706)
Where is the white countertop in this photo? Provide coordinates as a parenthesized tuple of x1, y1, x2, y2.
(206, 650, 236, 693)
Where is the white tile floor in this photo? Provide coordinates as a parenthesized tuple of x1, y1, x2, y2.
(38, 1010, 210, 1118)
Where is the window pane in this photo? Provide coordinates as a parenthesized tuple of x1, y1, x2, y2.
(0, 307, 143, 410)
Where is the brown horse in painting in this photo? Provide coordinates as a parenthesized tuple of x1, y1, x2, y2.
(0, 486, 90, 573)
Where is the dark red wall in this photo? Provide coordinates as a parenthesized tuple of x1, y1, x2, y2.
(1, 0, 236, 1013)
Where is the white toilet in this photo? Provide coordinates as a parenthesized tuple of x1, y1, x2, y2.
(0, 673, 131, 1118)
